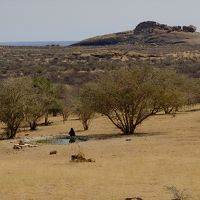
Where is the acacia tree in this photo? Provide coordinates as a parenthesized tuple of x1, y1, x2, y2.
(74, 98, 95, 130)
(54, 84, 77, 123)
(81, 68, 196, 135)
(25, 78, 58, 130)
(33, 77, 55, 126)
(155, 69, 199, 114)
(55, 83, 94, 129)
(25, 93, 45, 131)
(0, 77, 66, 137)
(0, 77, 32, 138)
(48, 99, 63, 117)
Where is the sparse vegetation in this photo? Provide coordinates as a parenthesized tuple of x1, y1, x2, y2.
(1, 38, 200, 86)
(165, 186, 191, 200)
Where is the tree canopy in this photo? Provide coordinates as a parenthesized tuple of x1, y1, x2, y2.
(80, 68, 198, 134)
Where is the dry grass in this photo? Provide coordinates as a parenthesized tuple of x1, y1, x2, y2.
(0, 109, 200, 200)
(165, 186, 191, 200)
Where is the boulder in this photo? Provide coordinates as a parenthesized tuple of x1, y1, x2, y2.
(13, 144, 22, 150)
(19, 140, 25, 145)
(183, 25, 197, 33)
(49, 150, 57, 155)
(19, 138, 30, 144)
(13, 143, 38, 150)
(134, 21, 159, 34)
(172, 26, 182, 32)
(71, 154, 95, 162)
(134, 21, 173, 34)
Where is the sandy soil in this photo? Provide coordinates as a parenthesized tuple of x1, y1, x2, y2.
(0, 110, 200, 200)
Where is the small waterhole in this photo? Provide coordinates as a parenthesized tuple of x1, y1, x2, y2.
(35, 136, 88, 145)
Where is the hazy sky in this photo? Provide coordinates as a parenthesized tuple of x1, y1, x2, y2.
(0, 0, 200, 42)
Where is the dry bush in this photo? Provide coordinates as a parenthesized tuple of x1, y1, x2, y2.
(165, 186, 191, 200)
(69, 145, 95, 163)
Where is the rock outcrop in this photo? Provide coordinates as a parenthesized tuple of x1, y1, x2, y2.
(134, 21, 197, 34)
(183, 25, 197, 33)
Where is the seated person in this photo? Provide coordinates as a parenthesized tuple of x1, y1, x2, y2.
(68, 128, 76, 137)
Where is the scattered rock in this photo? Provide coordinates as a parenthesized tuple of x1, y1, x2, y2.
(125, 197, 143, 200)
(79, 53, 91, 59)
(71, 154, 95, 163)
(13, 144, 22, 150)
(121, 56, 129, 62)
(49, 150, 57, 155)
(19, 140, 25, 145)
(13, 143, 38, 150)
(18, 138, 31, 145)
(183, 25, 197, 33)
(126, 139, 132, 141)
(86, 158, 95, 162)
(172, 26, 182, 32)
(25, 138, 31, 143)
(72, 52, 81, 56)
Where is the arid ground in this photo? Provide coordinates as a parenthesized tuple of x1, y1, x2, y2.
(0, 108, 200, 200)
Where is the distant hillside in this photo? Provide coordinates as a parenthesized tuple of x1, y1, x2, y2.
(72, 21, 200, 46)
(1, 21, 200, 86)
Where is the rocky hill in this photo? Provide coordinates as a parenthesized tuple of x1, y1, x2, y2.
(72, 21, 200, 46)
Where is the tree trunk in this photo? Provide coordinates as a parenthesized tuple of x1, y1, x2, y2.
(83, 122, 89, 131)
(123, 124, 136, 135)
(164, 107, 174, 114)
(30, 121, 37, 131)
(44, 113, 49, 126)
(62, 112, 68, 123)
(6, 127, 18, 139)
(52, 111, 57, 117)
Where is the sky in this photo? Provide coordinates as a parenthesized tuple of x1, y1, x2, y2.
(0, 0, 200, 42)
